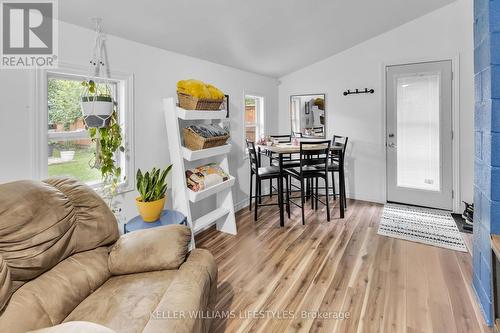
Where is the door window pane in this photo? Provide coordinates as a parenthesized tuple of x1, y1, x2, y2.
(396, 72, 440, 191)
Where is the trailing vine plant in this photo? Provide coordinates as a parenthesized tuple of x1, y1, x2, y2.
(88, 100, 125, 209)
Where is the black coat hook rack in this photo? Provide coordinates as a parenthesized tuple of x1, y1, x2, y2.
(343, 88, 375, 96)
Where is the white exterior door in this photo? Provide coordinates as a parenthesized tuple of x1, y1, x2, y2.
(386, 61, 453, 210)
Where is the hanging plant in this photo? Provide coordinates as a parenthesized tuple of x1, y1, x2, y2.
(81, 79, 114, 128)
(84, 18, 125, 214)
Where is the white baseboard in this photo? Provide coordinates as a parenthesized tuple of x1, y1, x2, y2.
(234, 190, 383, 214)
(234, 183, 273, 213)
(346, 192, 385, 204)
(234, 198, 250, 212)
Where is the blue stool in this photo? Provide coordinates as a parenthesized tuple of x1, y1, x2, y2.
(124, 210, 187, 234)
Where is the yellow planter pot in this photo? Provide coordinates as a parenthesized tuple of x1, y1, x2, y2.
(135, 196, 166, 222)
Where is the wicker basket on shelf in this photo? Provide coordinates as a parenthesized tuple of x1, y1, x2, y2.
(183, 128, 229, 151)
(177, 93, 224, 111)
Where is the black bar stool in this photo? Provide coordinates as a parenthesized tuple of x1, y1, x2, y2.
(246, 140, 289, 221)
(315, 135, 348, 209)
(263, 135, 300, 201)
(286, 140, 331, 224)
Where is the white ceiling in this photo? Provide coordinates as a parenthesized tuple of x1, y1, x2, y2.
(59, 0, 455, 78)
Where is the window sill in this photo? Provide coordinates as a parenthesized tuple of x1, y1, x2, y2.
(93, 180, 134, 197)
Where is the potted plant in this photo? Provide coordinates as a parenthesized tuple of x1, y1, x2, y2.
(60, 142, 76, 161)
(48, 141, 55, 157)
(135, 165, 173, 222)
(81, 80, 114, 128)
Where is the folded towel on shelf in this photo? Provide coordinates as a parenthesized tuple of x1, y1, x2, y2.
(187, 124, 229, 138)
(186, 163, 229, 192)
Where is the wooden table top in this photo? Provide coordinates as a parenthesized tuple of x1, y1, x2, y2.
(257, 142, 343, 154)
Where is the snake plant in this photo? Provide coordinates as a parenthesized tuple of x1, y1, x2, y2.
(136, 165, 173, 202)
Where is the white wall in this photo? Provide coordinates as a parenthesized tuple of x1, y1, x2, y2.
(0, 0, 475, 225)
(0, 21, 279, 227)
(278, 0, 474, 207)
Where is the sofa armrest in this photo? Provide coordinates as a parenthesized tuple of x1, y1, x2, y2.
(142, 248, 218, 333)
(108, 225, 191, 275)
(28, 321, 115, 333)
(180, 248, 217, 283)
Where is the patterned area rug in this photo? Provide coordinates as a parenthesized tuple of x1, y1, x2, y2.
(377, 203, 467, 252)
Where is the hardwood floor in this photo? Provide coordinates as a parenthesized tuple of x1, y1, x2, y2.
(196, 198, 492, 333)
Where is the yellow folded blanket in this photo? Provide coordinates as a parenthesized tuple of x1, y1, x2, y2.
(177, 79, 224, 100)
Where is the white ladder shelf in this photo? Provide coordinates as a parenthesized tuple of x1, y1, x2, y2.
(163, 97, 237, 247)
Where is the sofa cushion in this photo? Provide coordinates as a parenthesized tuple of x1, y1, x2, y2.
(64, 270, 177, 333)
(0, 247, 111, 333)
(108, 225, 191, 275)
(29, 321, 115, 333)
(0, 178, 119, 310)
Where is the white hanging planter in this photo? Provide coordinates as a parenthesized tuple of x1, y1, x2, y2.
(81, 18, 116, 129)
(81, 95, 114, 128)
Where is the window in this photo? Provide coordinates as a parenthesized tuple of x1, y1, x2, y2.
(36, 65, 134, 191)
(47, 76, 118, 185)
(244, 95, 264, 142)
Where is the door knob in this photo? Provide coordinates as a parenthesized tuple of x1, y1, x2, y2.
(387, 142, 396, 148)
(388, 134, 394, 138)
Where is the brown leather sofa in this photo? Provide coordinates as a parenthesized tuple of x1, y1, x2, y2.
(0, 178, 217, 333)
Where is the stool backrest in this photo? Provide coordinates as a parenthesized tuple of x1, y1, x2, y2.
(299, 140, 331, 174)
(245, 139, 259, 174)
(313, 127, 324, 134)
(268, 134, 294, 160)
(270, 134, 291, 143)
(333, 135, 349, 158)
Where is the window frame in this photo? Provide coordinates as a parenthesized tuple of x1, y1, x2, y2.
(34, 62, 135, 193)
(243, 93, 265, 155)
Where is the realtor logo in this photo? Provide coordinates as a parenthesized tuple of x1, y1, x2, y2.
(1, 0, 58, 68)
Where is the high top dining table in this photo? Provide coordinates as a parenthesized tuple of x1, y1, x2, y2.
(257, 141, 345, 227)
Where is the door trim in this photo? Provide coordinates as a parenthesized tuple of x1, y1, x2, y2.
(381, 56, 461, 212)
